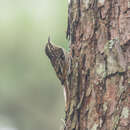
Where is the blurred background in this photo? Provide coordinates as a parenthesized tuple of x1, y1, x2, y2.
(0, 0, 68, 130)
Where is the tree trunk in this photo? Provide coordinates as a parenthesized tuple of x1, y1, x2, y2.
(45, 0, 130, 130)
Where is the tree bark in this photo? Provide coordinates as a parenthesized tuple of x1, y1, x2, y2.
(45, 0, 130, 130)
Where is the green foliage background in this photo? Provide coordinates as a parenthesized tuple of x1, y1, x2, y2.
(0, 0, 68, 130)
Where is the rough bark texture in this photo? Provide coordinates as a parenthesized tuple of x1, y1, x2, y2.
(45, 0, 130, 130)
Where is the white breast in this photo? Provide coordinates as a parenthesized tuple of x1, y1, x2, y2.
(63, 87, 66, 104)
